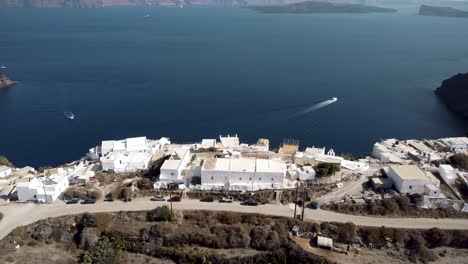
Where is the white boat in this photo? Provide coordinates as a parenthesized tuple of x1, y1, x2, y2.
(64, 112, 75, 120)
(144, 14, 150, 18)
(0, 65, 6, 69)
(331, 97, 338, 102)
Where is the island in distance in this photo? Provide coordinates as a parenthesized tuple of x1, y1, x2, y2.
(419, 4, 468, 18)
(0, 73, 16, 89)
(248, 1, 397, 14)
(436, 72, 468, 119)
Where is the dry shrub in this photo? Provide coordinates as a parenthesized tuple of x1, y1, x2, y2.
(338, 222, 356, 243)
(93, 213, 113, 233)
(27, 240, 40, 247)
(217, 212, 241, 225)
(407, 234, 438, 263)
(12, 226, 25, 236)
(0, 212, 3, 222)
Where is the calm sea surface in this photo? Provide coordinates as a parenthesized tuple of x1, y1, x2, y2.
(1, 6, 468, 167)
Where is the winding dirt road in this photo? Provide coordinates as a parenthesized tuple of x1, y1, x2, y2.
(1, 198, 468, 240)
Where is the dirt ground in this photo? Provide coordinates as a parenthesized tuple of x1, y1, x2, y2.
(291, 237, 468, 264)
(127, 253, 176, 264)
(0, 242, 79, 264)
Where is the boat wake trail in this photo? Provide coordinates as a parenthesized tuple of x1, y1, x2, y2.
(293, 97, 337, 117)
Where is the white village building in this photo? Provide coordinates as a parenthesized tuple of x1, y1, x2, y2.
(0, 166, 12, 178)
(159, 148, 191, 183)
(438, 164, 457, 185)
(201, 158, 286, 190)
(387, 165, 440, 197)
(219, 134, 240, 149)
(88, 136, 170, 173)
(17, 175, 69, 203)
(438, 137, 468, 153)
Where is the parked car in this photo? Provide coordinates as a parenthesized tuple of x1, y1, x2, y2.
(123, 198, 132, 202)
(168, 195, 181, 202)
(104, 197, 114, 202)
(66, 198, 80, 204)
(241, 200, 258, 206)
(200, 196, 214, 202)
(308, 201, 320, 209)
(151, 195, 165, 201)
(81, 198, 97, 204)
(219, 196, 233, 203)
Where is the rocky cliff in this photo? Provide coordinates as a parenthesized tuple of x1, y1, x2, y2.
(0, 74, 16, 89)
(435, 73, 468, 119)
(419, 5, 468, 18)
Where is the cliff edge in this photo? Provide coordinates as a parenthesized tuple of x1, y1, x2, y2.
(435, 73, 468, 119)
(0, 74, 16, 89)
(419, 5, 468, 18)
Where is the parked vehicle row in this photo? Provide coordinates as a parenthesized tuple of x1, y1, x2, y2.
(66, 197, 96, 204)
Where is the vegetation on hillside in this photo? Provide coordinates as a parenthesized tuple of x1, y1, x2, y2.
(449, 153, 468, 170)
(322, 195, 468, 218)
(0, 156, 13, 167)
(313, 163, 340, 177)
(147, 205, 174, 222)
(3, 209, 468, 264)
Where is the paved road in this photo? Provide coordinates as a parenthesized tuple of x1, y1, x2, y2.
(1, 198, 468, 240)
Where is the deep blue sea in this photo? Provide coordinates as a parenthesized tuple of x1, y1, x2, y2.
(1, 5, 468, 167)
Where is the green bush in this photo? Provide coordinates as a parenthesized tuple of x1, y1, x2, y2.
(147, 206, 175, 222)
(82, 236, 125, 264)
(313, 163, 340, 177)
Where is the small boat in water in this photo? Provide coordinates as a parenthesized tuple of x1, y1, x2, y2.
(331, 97, 338, 102)
(64, 112, 75, 120)
(0, 65, 6, 69)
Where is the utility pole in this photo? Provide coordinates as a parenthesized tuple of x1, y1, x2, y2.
(293, 182, 299, 219)
(301, 182, 307, 221)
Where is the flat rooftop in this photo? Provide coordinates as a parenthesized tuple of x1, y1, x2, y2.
(256, 159, 283, 173)
(390, 165, 427, 180)
(230, 158, 256, 172)
(203, 158, 230, 171)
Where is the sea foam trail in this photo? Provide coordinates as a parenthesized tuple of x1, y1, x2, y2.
(294, 99, 337, 117)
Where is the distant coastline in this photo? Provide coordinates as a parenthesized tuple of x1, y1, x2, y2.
(419, 4, 468, 18)
(248, 1, 397, 14)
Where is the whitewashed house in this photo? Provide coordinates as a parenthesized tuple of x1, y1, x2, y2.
(159, 148, 191, 183)
(17, 175, 69, 203)
(201, 139, 217, 149)
(439, 164, 457, 185)
(387, 165, 440, 196)
(201, 158, 286, 190)
(101, 151, 153, 173)
(219, 134, 240, 149)
(88, 136, 170, 160)
(0, 166, 12, 178)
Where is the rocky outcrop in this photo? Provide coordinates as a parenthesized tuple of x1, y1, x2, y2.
(419, 5, 468, 18)
(435, 73, 468, 119)
(249, 1, 397, 14)
(0, 74, 16, 89)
